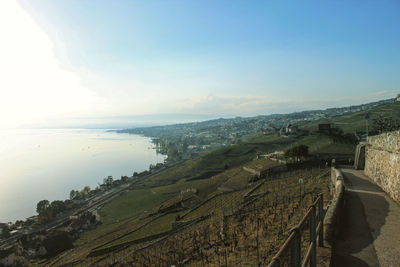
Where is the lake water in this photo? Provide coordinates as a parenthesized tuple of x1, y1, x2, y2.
(0, 129, 166, 223)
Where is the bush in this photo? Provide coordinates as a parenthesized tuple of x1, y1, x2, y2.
(371, 115, 400, 135)
(285, 145, 309, 159)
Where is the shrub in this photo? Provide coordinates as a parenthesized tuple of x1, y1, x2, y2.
(284, 145, 309, 159)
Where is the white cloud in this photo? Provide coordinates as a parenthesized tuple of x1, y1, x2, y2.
(0, 1, 108, 128)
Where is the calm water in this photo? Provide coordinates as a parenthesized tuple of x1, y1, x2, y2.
(0, 129, 165, 222)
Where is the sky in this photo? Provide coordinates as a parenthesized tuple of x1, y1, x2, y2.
(0, 0, 399, 128)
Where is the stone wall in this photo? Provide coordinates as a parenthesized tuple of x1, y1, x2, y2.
(364, 131, 400, 202)
(354, 142, 366, 170)
(324, 167, 345, 246)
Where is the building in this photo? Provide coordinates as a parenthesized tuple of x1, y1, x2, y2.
(396, 94, 400, 102)
(318, 121, 332, 133)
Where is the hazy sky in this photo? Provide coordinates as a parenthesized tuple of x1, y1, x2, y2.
(1, 1, 399, 128)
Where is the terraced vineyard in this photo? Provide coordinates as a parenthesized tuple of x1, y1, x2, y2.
(79, 168, 330, 266)
(182, 189, 249, 221)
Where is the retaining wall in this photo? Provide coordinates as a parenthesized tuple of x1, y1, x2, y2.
(324, 167, 345, 247)
(364, 131, 400, 202)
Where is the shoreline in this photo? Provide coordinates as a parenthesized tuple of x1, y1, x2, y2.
(0, 129, 166, 224)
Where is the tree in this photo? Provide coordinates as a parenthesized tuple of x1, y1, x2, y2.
(0, 224, 10, 238)
(36, 200, 50, 215)
(82, 186, 91, 195)
(103, 176, 113, 188)
(167, 147, 179, 159)
(76, 186, 91, 199)
(50, 200, 66, 216)
(69, 190, 78, 200)
(107, 176, 113, 186)
(64, 199, 73, 207)
(371, 115, 400, 135)
(149, 164, 155, 171)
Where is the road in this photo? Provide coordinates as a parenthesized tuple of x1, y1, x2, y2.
(331, 167, 400, 267)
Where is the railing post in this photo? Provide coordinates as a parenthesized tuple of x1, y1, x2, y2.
(290, 228, 301, 267)
(310, 205, 317, 267)
(319, 195, 324, 247)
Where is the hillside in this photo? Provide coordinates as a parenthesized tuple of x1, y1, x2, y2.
(45, 167, 330, 266)
(36, 136, 298, 265)
(119, 97, 395, 137)
(299, 101, 400, 134)
(115, 98, 397, 162)
(31, 98, 400, 266)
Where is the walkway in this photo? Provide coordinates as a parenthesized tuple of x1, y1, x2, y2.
(331, 167, 400, 267)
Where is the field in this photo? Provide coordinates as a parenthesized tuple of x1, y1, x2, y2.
(181, 189, 248, 221)
(100, 211, 182, 249)
(291, 134, 356, 156)
(218, 168, 253, 191)
(45, 164, 330, 266)
(75, 168, 330, 266)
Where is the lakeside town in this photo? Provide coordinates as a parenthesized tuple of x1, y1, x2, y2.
(118, 98, 393, 161)
(1, 97, 399, 265)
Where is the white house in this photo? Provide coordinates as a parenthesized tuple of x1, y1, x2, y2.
(285, 124, 298, 135)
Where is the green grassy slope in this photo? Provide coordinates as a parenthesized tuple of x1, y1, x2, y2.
(75, 135, 298, 246)
(100, 189, 173, 224)
(290, 133, 356, 155)
(78, 106, 383, 248)
(48, 101, 400, 266)
(142, 135, 297, 188)
(300, 101, 400, 133)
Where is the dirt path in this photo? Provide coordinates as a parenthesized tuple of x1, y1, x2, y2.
(331, 167, 400, 267)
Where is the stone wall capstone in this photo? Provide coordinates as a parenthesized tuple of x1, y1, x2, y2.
(364, 130, 400, 203)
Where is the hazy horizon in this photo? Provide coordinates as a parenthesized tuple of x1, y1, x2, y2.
(6, 96, 395, 130)
(0, 1, 398, 129)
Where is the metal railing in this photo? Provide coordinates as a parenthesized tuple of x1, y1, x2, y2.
(268, 194, 324, 267)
